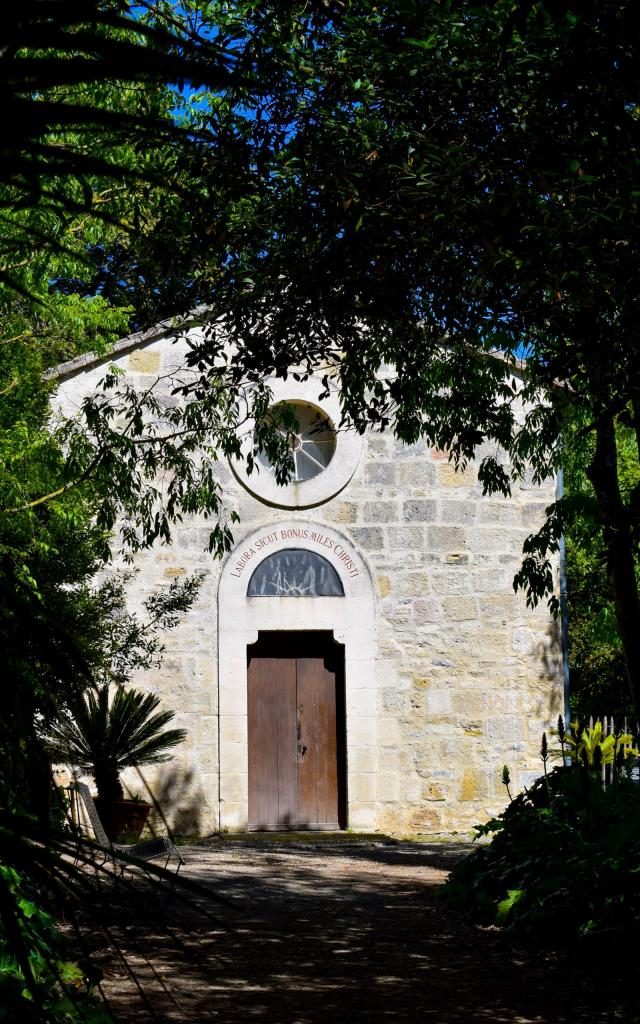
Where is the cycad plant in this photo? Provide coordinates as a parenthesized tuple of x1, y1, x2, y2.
(555, 717, 639, 773)
(47, 683, 186, 802)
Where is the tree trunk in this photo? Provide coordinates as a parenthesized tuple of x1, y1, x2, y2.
(94, 765, 124, 803)
(632, 398, 640, 466)
(6, 680, 52, 831)
(586, 414, 640, 716)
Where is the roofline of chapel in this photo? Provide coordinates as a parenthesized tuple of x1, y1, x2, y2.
(50, 305, 527, 384)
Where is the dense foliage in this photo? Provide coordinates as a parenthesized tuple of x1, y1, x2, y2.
(50, 0, 638, 714)
(3, 1, 640, 1015)
(445, 727, 640, 952)
(0, 7, 233, 1018)
(6, 0, 640, 713)
(0, 2, 221, 823)
(563, 418, 640, 719)
(0, 865, 109, 1024)
(1, 0, 234, 305)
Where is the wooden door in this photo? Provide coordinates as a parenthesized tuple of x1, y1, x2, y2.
(247, 632, 345, 831)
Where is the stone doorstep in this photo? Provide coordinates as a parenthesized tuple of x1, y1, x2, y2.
(187, 829, 477, 847)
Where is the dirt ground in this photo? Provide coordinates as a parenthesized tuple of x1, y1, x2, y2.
(82, 836, 639, 1023)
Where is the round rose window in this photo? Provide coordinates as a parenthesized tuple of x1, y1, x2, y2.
(229, 376, 361, 510)
(256, 401, 337, 483)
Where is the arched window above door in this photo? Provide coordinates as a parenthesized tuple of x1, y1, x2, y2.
(247, 548, 344, 597)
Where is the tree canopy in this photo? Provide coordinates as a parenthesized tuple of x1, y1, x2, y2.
(173, 0, 640, 712)
(4, 1, 640, 710)
(0, 0, 226, 826)
(3, 3, 640, 1016)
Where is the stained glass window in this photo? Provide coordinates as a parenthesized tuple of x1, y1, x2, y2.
(247, 549, 344, 597)
(256, 401, 336, 482)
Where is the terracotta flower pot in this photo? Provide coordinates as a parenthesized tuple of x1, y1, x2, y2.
(94, 798, 153, 842)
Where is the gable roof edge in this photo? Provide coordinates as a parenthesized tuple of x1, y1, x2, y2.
(51, 306, 530, 385)
(51, 307, 208, 383)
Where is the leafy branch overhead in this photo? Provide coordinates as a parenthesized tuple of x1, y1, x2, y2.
(3, 3, 640, 1016)
(2, 1, 236, 212)
(5, 1, 640, 713)
(89, 570, 205, 683)
(0, 0, 246, 311)
(163, 0, 640, 711)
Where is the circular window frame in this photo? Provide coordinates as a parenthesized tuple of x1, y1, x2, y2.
(230, 377, 362, 509)
(255, 399, 337, 484)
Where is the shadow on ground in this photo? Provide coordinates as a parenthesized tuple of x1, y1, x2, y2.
(77, 839, 638, 1023)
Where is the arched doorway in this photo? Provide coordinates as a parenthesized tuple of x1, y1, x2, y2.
(217, 521, 376, 832)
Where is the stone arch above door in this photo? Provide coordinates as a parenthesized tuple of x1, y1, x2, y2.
(217, 521, 376, 832)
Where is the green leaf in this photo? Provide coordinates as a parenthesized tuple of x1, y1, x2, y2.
(404, 35, 438, 50)
(495, 889, 525, 924)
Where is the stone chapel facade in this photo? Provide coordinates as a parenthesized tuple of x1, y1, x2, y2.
(55, 318, 565, 836)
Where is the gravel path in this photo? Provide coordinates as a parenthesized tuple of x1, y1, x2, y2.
(86, 837, 638, 1023)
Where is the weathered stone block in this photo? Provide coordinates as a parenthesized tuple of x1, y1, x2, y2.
(512, 627, 539, 654)
(350, 527, 384, 550)
(467, 528, 511, 553)
(461, 721, 485, 738)
(479, 594, 516, 620)
(409, 807, 442, 831)
(350, 746, 378, 773)
(440, 500, 477, 524)
(471, 568, 508, 592)
(479, 502, 517, 525)
(427, 525, 467, 552)
(198, 716, 218, 747)
(394, 571, 430, 596)
(388, 526, 424, 549)
(366, 435, 392, 456)
(452, 691, 490, 716)
(413, 675, 431, 690)
(394, 439, 428, 459)
(520, 769, 544, 790)
(403, 499, 437, 522)
(364, 501, 396, 523)
(421, 782, 446, 801)
(438, 463, 477, 488)
(377, 574, 391, 597)
(486, 716, 526, 743)
(365, 463, 397, 486)
(128, 348, 161, 374)
(400, 462, 437, 488)
(328, 501, 359, 524)
(459, 767, 488, 801)
(427, 690, 452, 715)
(519, 502, 549, 527)
(349, 773, 377, 802)
(377, 719, 403, 747)
(175, 527, 218, 550)
(377, 773, 400, 801)
(414, 598, 442, 624)
(442, 596, 478, 621)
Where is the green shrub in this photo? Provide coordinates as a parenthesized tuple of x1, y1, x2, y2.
(0, 866, 110, 1024)
(444, 722, 640, 948)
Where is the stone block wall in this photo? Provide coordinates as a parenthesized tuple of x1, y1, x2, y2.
(55, 328, 564, 836)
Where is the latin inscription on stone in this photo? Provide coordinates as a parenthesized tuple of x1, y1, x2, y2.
(230, 528, 359, 579)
